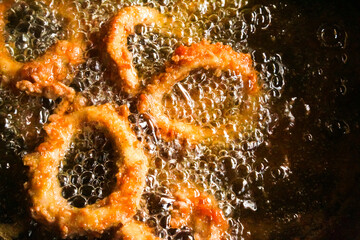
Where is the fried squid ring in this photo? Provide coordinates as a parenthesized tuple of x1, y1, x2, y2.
(170, 183, 229, 240)
(23, 104, 148, 237)
(138, 40, 258, 143)
(106, 6, 169, 94)
(0, 0, 85, 100)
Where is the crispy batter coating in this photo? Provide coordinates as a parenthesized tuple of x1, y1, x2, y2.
(16, 40, 84, 99)
(138, 40, 258, 143)
(0, 1, 85, 100)
(106, 6, 168, 93)
(115, 220, 160, 240)
(23, 104, 148, 237)
(48, 93, 89, 123)
(170, 183, 229, 240)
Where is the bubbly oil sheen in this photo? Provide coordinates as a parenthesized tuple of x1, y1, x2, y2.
(0, 0, 359, 239)
(58, 122, 118, 208)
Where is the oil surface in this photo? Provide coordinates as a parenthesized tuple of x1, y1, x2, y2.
(58, 122, 118, 208)
(0, 0, 359, 239)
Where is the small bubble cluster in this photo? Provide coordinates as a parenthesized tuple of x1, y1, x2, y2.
(128, 24, 181, 83)
(58, 123, 118, 208)
(71, 57, 123, 106)
(252, 51, 285, 99)
(127, 111, 158, 154)
(163, 69, 249, 127)
(161, 67, 274, 147)
(317, 23, 347, 48)
(71, 58, 104, 93)
(0, 86, 56, 155)
(72, 0, 119, 34)
(5, 0, 65, 62)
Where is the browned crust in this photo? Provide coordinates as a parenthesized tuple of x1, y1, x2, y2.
(116, 220, 161, 240)
(138, 40, 259, 143)
(16, 40, 84, 100)
(0, 1, 85, 100)
(23, 104, 148, 237)
(170, 183, 229, 240)
(106, 6, 167, 94)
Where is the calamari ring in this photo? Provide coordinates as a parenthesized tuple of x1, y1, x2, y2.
(0, 0, 85, 100)
(138, 40, 259, 143)
(106, 6, 169, 94)
(170, 183, 229, 240)
(23, 104, 148, 237)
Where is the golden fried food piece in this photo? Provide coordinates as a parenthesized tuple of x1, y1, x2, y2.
(47, 93, 89, 123)
(23, 104, 148, 237)
(138, 40, 258, 143)
(0, 0, 85, 99)
(115, 220, 160, 240)
(106, 6, 168, 93)
(170, 183, 229, 240)
(0, 1, 22, 77)
(16, 40, 84, 99)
